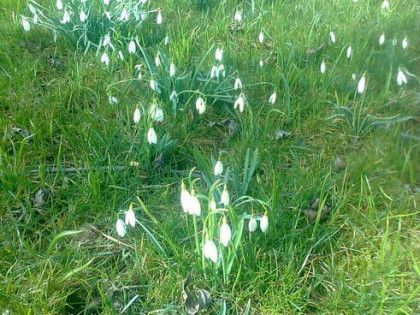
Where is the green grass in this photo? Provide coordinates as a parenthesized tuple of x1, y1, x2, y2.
(1, 0, 419, 313)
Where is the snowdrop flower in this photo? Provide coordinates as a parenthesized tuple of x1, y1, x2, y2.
(56, 0, 63, 10)
(258, 31, 264, 43)
(147, 127, 158, 144)
(218, 64, 226, 77)
(259, 59, 264, 68)
(150, 104, 164, 122)
(329, 31, 336, 43)
(103, 34, 111, 47)
(248, 216, 257, 232)
(269, 92, 277, 104)
(116, 219, 127, 237)
(189, 190, 201, 216)
(260, 213, 268, 232)
(234, 77, 242, 90)
(169, 90, 178, 102)
(234, 94, 245, 112)
(156, 10, 162, 24)
(210, 65, 218, 78)
(402, 37, 408, 49)
(128, 40, 136, 54)
(103, 0, 110, 5)
(196, 97, 206, 115)
(79, 10, 87, 22)
(381, 0, 390, 9)
(234, 11, 242, 22)
(203, 237, 218, 263)
(180, 183, 192, 213)
(108, 96, 118, 104)
(22, 17, 30, 31)
(169, 63, 176, 77)
(154, 54, 161, 67)
(164, 36, 169, 45)
(133, 108, 141, 123)
(221, 185, 230, 206)
(379, 34, 385, 45)
(215, 48, 223, 62)
(219, 216, 232, 247)
(125, 207, 136, 227)
(357, 73, 366, 94)
(214, 160, 223, 176)
(346, 46, 352, 58)
(320, 60, 326, 74)
(149, 79, 161, 93)
(119, 8, 129, 21)
(60, 11, 71, 24)
(141, 0, 147, 3)
(209, 198, 217, 211)
(397, 68, 407, 85)
(101, 52, 109, 66)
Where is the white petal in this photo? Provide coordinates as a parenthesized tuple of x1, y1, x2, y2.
(203, 239, 218, 263)
(133, 108, 141, 123)
(214, 161, 223, 176)
(125, 209, 136, 227)
(147, 127, 157, 144)
(220, 222, 232, 247)
(248, 217, 257, 232)
(260, 215, 269, 232)
(116, 219, 127, 237)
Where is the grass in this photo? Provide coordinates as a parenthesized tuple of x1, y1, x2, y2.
(0, 0, 419, 313)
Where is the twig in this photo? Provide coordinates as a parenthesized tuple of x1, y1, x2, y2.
(87, 224, 135, 249)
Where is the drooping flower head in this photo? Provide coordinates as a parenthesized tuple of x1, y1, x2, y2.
(219, 216, 232, 247)
(203, 235, 218, 263)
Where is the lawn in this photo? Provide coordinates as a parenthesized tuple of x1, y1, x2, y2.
(0, 0, 419, 313)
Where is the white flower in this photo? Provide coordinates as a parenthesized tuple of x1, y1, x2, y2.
(234, 77, 242, 90)
(209, 199, 217, 211)
(218, 64, 225, 77)
(180, 182, 192, 213)
(169, 63, 176, 77)
(125, 208, 136, 227)
(128, 40, 136, 54)
(234, 94, 245, 112)
(101, 52, 109, 66)
(379, 34, 385, 45)
(60, 11, 71, 24)
(215, 48, 223, 62)
(150, 104, 164, 122)
(149, 80, 161, 93)
(248, 216, 257, 232)
(141, 0, 148, 3)
(103, 34, 111, 47)
(221, 185, 230, 206)
(210, 65, 218, 78)
(133, 108, 141, 123)
(260, 214, 268, 232)
(103, 0, 110, 5)
(268, 92, 277, 104)
(329, 31, 336, 43)
(258, 31, 264, 43)
(196, 97, 206, 115)
(108, 96, 118, 104)
(259, 59, 264, 68)
(402, 37, 408, 49)
(169, 90, 178, 102)
(147, 127, 158, 144)
(357, 73, 366, 94)
(397, 68, 407, 85)
(56, 0, 63, 10)
(119, 8, 129, 21)
(320, 60, 326, 74)
(164, 36, 169, 45)
(234, 11, 242, 22)
(79, 10, 87, 22)
(214, 160, 223, 176)
(116, 219, 127, 237)
(189, 190, 201, 216)
(154, 54, 161, 67)
(156, 10, 162, 24)
(22, 17, 30, 31)
(346, 46, 352, 58)
(219, 217, 232, 247)
(381, 0, 390, 9)
(203, 238, 218, 263)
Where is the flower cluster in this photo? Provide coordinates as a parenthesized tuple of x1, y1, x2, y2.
(116, 204, 137, 237)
